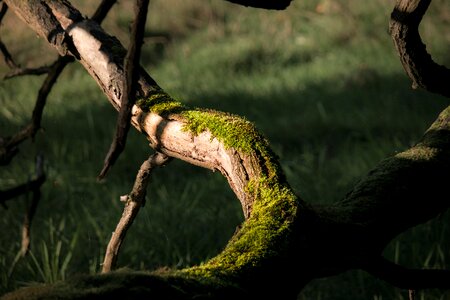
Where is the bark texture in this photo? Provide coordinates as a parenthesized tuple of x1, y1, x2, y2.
(1, 0, 449, 299)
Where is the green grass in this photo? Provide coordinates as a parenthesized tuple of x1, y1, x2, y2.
(1, 0, 450, 299)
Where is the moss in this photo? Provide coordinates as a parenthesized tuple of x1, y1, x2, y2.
(135, 89, 300, 280)
(184, 176, 299, 278)
(136, 89, 186, 115)
(137, 89, 284, 179)
(181, 109, 283, 179)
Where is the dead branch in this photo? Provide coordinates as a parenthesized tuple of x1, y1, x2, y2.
(99, 0, 150, 179)
(91, 0, 118, 24)
(0, 0, 117, 165)
(0, 157, 45, 207)
(20, 154, 45, 256)
(3, 65, 52, 79)
(364, 256, 450, 290)
(0, 55, 72, 166)
(102, 152, 170, 273)
(225, 0, 292, 10)
(390, 0, 450, 98)
(1, 0, 449, 299)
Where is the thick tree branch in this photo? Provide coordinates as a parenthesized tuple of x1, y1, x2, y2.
(390, 0, 450, 98)
(2, 1, 450, 299)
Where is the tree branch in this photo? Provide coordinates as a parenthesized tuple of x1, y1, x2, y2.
(2, 1, 450, 299)
(1, 0, 116, 165)
(390, 0, 450, 98)
(224, 0, 292, 10)
(0, 157, 45, 206)
(90, 0, 117, 24)
(20, 154, 45, 256)
(102, 152, 170, 273)
(364, 256, 450, 290)
(0, 55, 72, 165)
(3, 65, 52, 79)
(98, 0, 150, 179)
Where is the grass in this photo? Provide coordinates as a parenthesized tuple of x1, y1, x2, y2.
(1, 0, 450, 299)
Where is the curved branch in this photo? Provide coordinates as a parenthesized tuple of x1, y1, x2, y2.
(390, 0, 450, 98)
(2, 1, 450, 299)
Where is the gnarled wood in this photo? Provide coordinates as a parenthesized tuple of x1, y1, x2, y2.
(390, 0, 450, 97)
(1, 0, 450, 299)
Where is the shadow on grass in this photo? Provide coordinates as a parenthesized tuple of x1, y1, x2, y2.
(1, 68, 449, 299)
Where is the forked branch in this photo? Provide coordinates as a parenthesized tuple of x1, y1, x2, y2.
(1, 0, 450, 299)
(102, 152, 170, 273)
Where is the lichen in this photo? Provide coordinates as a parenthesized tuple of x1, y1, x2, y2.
(395, 145, 439, 161)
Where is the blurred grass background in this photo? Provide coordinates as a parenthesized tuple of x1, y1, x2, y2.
(0, 0, 449, 299)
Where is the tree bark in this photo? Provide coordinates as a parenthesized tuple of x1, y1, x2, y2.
(1, 0, 449, 299)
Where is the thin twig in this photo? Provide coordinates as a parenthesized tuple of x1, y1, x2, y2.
(20, 154, 45, 256)
(91, 0, 118, 24)
(98, 0, 149, 179)
(0, 55, 72, 166)
(0, 39, 18, 69)
(0, 2, 8, 23)
(3, 65, 52, 79)
(0, 169, 45, 205)
(102, 152, 170, 273)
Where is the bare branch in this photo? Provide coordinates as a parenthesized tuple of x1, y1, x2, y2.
(364, 256, 450, 290)
(225, 0, 292, 10)
(98, 0, 150, 179)
(0, 55, 72, 164)
(91, 0, 117, 24)
(102, 152, 170, 273)
(0, 154, 45, 207)
(0, 2, 8, 23)
(390, 0, 450, 98)
(0, 39, 19, 69)
(20, 154, 45, 256)
(4, 64, 52, 79)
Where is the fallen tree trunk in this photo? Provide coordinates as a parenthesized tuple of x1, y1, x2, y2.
(1, 0, 449, 299)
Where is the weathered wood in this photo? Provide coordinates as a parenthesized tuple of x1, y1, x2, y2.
(1, 1, 450, 299)
(390, 0, 450, 97)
